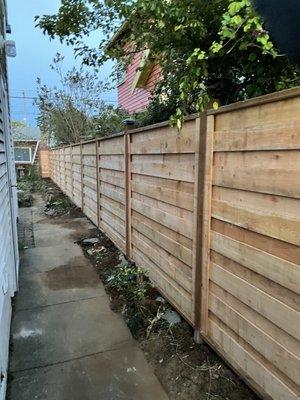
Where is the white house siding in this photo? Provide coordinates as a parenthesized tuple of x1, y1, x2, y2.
(0, 1, 19, 399)
(0, 76, 19, 400)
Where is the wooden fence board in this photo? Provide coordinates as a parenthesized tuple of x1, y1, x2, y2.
(49, 88, 300, 400)
(210, 281, 300, 357)
(214, 120, 300, 152)
(213, 150, 300, 198)
(211, 231, 299, 294)
(211, 250, 299, 311)
(208, 319, 299, 400)
(98, 136, 126, 251)
(39, 149, 50, 178)
(209, 293, 300, 385)
(204, 92, 300, 400)
(212, 187, 300, 245)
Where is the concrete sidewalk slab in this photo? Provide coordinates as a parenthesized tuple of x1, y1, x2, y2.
(34, 216, 95, 231)
(15, 264, 106, 311)
(20, 244, 87, 274)
(11, 297, 133, 372)
(11, 347, 168, 400)
(10, 198, 168, 399)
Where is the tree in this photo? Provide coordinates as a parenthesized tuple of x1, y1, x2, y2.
(12, 120, 27, 129)
(36, 54, 127, 144)
(11, 120, 27, 139)
(36, 0, 300, 126)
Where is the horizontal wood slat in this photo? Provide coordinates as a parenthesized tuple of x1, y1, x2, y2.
(204, 92, 300, 400)
(49, 88, 300, 400)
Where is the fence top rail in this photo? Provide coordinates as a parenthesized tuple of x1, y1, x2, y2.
(128, 113, 199, 135)
(208, 86, 300, 116)
(50, 132, 124, 151)
(49, 114, 200, 151)
(49, 86, 300, 152)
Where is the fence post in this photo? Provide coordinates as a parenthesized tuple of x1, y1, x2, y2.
(192, 114, 206, 342)
(80, 141, 84, 211)
(199, 114, 214, 336)
(192, 112, 214, 342)
(70, 145, 74, 202)
(95, 139, 101, 229)
(124, 124, 133, 259)
(49, 150, 52, 181)
(63, 146, 67, 194)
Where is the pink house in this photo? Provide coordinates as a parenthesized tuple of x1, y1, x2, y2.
(117, 52, 161, 113)
(107, 27, 161, 114)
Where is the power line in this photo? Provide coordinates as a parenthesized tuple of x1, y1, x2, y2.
(10, 95, 37, 100)
(10, 95, 118, 103)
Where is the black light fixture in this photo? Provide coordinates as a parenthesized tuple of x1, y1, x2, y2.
(122, 119, 135, 127)
(123, 118, 135, 126)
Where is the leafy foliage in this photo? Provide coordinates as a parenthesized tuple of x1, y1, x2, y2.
(107, 262, 149, 334)
(36, 0, 300, 123)
(107, 263, 150, 303)
(12, 120, 27, 130)
(36, 54, 128, 144)
(18, 166, 45, 192)
(17, 166, 46, 207)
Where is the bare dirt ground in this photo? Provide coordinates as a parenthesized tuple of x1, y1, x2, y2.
(44, 181, 258, 400)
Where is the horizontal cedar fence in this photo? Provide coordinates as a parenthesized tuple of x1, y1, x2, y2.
(49, 87, 300, 400)
(39, 149, 51, 178)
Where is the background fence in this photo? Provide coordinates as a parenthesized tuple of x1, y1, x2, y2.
(49, 88, 300, 400)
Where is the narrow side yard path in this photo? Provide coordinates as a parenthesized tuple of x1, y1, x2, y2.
(9, 197, 168, 400)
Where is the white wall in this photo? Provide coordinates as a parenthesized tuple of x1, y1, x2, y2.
(0, 2, 19, 398)
(0, 75, 19, 400)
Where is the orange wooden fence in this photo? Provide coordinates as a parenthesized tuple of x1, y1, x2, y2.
(50, 88, 300, 400)
(39, 148, 51, 178)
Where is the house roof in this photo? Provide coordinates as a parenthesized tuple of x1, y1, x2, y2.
(14, 139, 39, 144)
(105, 21, 129, 52)
(12, 125, 41, 140)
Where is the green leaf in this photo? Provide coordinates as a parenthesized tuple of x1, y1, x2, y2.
(231, 15, 243, 25)
(210, 41, 223, 53)
(228, 2, 242, 15)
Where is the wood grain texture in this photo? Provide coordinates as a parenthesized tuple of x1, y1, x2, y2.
(199, 115, 214, 334)
(49, 88, 300, 400)
(211, 231, 299, 294)
(206, 91, 300, 400)
(214, 120, 300, 151)
(39, 149, 50, 178)
(213, 150, 300, 198)
(212, 187, 300, 245)
(208, 318, 299, 400)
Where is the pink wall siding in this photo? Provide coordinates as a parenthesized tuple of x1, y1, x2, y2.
(118, 51, 161, 114)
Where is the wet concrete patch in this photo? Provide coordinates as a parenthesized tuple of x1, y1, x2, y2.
(37, 216, 96, 242)
(43, 264, 100, 290)
(20, 245, 87, 274)
(10, 297, 133, 372)
(15, 266, 106, 312)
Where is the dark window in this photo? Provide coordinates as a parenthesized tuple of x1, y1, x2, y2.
(14, 147, 31, 162)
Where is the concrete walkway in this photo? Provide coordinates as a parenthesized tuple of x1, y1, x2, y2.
(9, 199, 168, 400)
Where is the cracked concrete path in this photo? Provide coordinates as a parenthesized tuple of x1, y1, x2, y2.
(9, 198, 168, 400)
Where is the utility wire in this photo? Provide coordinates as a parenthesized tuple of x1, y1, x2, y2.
(10, 95, 118, 103)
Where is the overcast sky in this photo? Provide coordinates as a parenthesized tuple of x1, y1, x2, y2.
(7, 0, 117, 126)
